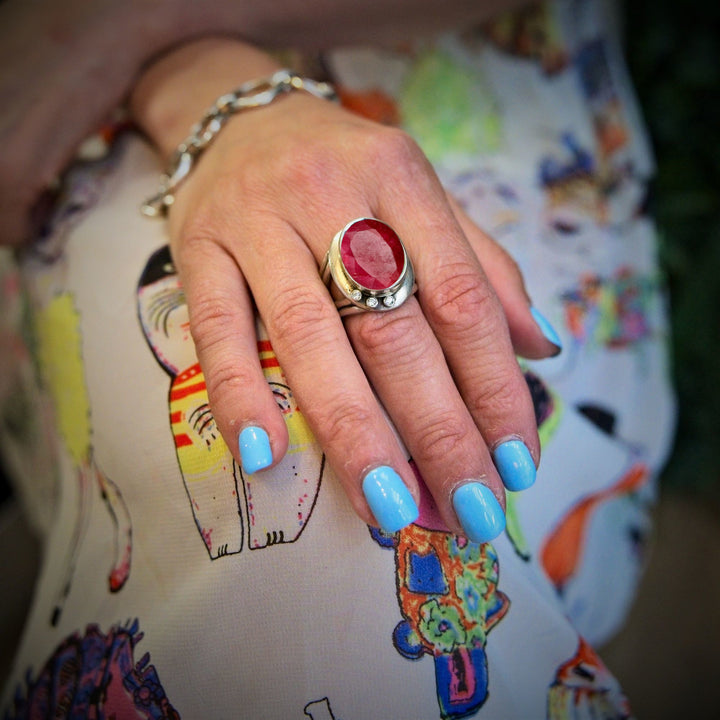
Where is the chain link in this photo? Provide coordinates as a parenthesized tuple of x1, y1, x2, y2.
(141, 69, 338, 218)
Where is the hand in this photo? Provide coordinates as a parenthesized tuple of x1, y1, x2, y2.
(132, 39, 561, 542)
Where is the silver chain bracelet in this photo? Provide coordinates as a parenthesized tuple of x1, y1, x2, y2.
(140, 69, 338, 218)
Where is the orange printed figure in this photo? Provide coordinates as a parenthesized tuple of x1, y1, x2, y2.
(541, 463, 648, 591)
(548, 637, 632, 719)
(338, 86, 400, 125)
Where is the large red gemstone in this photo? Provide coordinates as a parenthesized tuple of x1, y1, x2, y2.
(339, 218, 405, 290)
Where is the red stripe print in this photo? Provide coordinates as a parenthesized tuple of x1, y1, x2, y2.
(170, 411, 182, 424)
(260, 357, 280, 369)
(257, 340, 273, 353)
(174, 434, 193, 448)
(170, 380, 206, 401)
(176, 363, 202, 384)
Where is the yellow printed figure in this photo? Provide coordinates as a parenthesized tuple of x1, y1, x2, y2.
(137, 246, 325, 559)
(35, 292, 132, 625)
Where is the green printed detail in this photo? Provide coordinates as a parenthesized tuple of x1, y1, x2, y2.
(418, 599, 466, 653)
(400, 50, 502, 163)
(504, 492, 531, 561)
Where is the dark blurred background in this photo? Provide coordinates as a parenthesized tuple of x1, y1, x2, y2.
(624, 0, 720, 498)
(601, 3, 720, 716)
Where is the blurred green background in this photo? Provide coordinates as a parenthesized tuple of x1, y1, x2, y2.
(624, 0, 720, 495)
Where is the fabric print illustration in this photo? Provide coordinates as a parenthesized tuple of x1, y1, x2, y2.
(337, 84, 400, 125)
(34, 292, 132, 625)
(481, 0, 569, 74)
(440, 168, 528, 254)
(575, 38, 631, 171)
(505, 369, 564, 561)
(371, 469, 510, 720)
(540, 461, 648, 597)
(399, 47, 502, 165)
(304, 697, 339, 719)
(539, 132, 607, 245)
(137, 246, 324, 558)
(4, 619, 179, 719)
(547, 637, 632, 719)
(528, 400, 655, 642)
(567, 37, 645, 225)
(560, 268, 657, 352)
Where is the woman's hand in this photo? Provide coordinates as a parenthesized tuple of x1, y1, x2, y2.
(132, 38, 561, 542)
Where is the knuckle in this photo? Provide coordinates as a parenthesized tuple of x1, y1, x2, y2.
(314, 398, 375, 449)
(185, 294, 259, 407)
(186, 287, 239, 355)
(353, 310, 424, 359)
(426, 265, 498, 332)
(203, 356, 257, 409)
(172, 223, 228, 273)
(363, 126, 425, 171)
(414, 412, 474, 463)
(468, 372, 524, 422)
(266, 137, 346, 198)
(265, 283, 338, 351)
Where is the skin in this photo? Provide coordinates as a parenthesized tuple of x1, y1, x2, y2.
(0, 1, 554, 536)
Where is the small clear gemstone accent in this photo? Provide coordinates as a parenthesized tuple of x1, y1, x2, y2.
(383, 296, 396, 307)
(366, 297, 379, 308)
(350, 289, 362, 301)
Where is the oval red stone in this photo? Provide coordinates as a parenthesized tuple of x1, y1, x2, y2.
(339, 218, 405, 290)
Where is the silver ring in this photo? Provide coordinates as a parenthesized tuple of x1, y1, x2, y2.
(320, 218, 417, 316)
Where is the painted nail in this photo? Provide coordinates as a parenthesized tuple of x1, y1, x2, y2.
(238, 426, 273, 474)
(362, 466, 419, 533)
(493, 440, 536, 492)
(452, 482, 506, 543)
(531, 307, 563, 352)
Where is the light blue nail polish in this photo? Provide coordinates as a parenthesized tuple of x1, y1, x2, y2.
(362, 466, 419, 533)
(452, 483, 506, 543)
(493, 440, 536, 492)
(238, 426, 272, 474)
(531, 307, 563, 352)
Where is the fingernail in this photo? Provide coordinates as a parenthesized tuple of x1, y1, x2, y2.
(362, 466, 419, 533)
(238, 426, 273, 474)
(452, 482, 506, 543)
(531, 307, 562, 353)
(493, 440, 536, 492)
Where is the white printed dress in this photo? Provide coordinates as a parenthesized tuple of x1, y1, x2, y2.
(0, 1, 675, 718)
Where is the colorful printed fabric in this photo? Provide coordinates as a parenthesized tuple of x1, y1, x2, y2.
(0, 1, 674, 718)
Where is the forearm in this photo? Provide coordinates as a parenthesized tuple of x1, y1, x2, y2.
(164, 0, 533, 50)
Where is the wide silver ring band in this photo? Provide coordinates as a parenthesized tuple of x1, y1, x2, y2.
(320, 218, 417, 317)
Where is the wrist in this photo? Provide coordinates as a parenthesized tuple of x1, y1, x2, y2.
(139, 66, 337, 218)
(130, 38, 283, 158)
